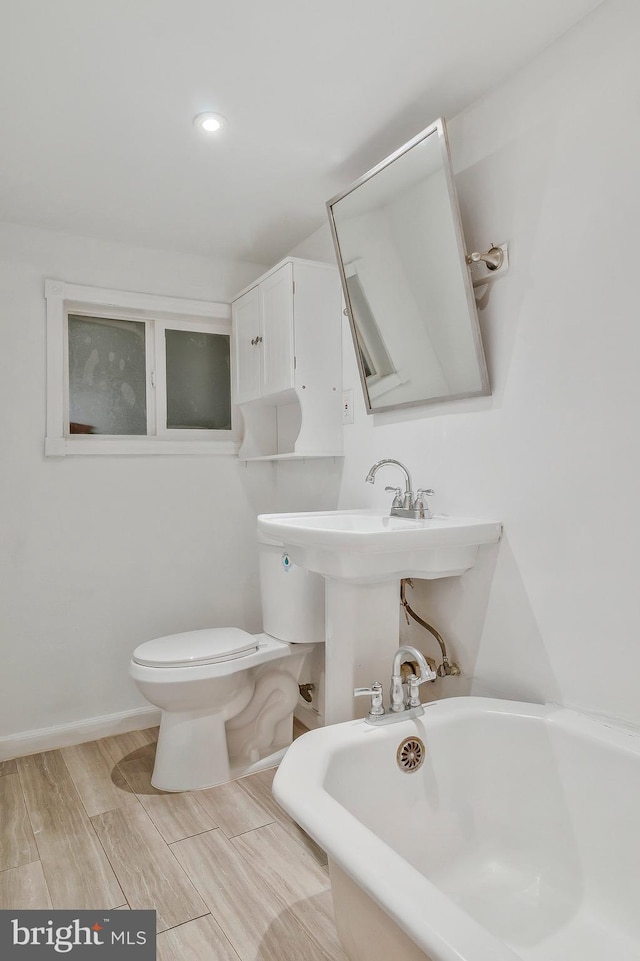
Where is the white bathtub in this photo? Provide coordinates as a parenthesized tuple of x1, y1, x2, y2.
(273, 696, 640, 961)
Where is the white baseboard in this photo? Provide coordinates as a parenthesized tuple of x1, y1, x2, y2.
(0, 706, 162, 761)
(294, 701, 323, 731)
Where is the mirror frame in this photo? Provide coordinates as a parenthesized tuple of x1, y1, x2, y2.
(327, 117, 489, 415)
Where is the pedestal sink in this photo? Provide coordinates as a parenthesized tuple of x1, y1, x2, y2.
(258, 509, 502, 584)
(257, 509, 502, 724)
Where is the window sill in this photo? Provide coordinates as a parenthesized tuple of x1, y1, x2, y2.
(45, 437, 239, 457)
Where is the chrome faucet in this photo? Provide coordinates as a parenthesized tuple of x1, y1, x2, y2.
(354, 645, 437, 725)
(365, 459, 433, 519)
(390, 645, 435, 712)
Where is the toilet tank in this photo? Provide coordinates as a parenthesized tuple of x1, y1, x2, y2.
(258, 534, 325, 644)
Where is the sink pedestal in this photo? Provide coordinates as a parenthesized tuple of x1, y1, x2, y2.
(324, 578, 401, 725)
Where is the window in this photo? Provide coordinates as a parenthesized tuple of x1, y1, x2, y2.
(67, 314, 148, 436)
(45, 280, 237, 456)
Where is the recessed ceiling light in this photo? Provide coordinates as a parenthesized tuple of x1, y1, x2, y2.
(194, 112, 226, 134)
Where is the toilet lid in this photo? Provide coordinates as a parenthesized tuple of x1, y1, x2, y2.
(132, 628, 259, 668)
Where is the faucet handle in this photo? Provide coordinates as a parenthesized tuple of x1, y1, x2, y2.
(407, 667, 437, 707)
(384, 486, 404, 508)
(414, 488, 435, 518)
(354, 681, 385, 717)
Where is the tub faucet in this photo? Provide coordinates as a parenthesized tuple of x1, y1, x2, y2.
(354, 645, 437, 725)
(390, 646, 437, 712)
(365, 459, 433, 519)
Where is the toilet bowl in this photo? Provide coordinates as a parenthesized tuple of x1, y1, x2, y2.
(129, 537, 324, 792)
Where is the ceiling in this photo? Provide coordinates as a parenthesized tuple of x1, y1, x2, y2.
(0, 0, 604, 266)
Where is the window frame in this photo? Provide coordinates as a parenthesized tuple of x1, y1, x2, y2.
(45, 279, 238, 457)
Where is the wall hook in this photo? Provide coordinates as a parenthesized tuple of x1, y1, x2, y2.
(466, 242, 509, 289)
(466, 244, 505, 271)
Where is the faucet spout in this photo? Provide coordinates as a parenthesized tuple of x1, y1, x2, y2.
(390, 645, 436, 713)
(365, 459, 412, 496)
(392, 645, 433, 683)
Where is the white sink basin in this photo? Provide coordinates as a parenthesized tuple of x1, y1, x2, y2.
(258, 509, 502, 583)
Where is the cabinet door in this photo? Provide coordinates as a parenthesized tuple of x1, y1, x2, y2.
(232, 286, 261, 404)
(260, 262, 294, 396)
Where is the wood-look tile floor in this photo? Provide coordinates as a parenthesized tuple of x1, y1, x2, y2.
(0, 721, 347, 961)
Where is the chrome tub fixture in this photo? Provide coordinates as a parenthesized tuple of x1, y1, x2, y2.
(354, 645, 437, 725)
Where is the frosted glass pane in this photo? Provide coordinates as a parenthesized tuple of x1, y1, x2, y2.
(68, 315, 147, 435)
(165, 329, 231, 430)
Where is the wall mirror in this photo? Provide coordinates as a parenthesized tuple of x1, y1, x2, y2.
(327, 118, 489, 414)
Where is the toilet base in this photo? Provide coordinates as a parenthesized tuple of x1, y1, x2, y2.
(148, 647, 311, 792)
(151, 712, 293, 792)
(152, 707, 232, 792)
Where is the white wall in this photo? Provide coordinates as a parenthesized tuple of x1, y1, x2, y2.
(292, 0, 640, 729)
(0, 223, 288, 744)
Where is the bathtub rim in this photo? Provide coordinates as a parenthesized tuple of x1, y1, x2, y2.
(273, 695, 640, 961)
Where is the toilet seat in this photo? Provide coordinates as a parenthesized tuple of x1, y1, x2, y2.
(132, 627, 259, 669)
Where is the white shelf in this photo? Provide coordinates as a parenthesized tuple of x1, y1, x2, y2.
(239, 452, 344, 462)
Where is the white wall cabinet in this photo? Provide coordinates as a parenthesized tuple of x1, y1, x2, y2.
(233, 261, 295, 404)
(232, 258, 343, 460)
(233, 283, 262, 405)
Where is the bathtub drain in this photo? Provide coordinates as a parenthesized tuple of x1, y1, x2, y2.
(396, 736, 425, 773)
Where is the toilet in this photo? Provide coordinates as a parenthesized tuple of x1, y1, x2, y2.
(129, 535, 324, 792)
